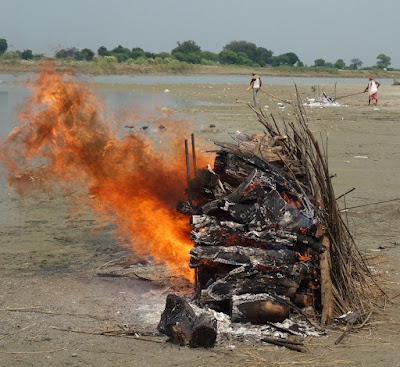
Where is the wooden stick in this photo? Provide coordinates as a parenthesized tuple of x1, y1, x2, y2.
(0, 307, 106, 320)
(259, 89, 292, 104)
(334, 323, 354, 345)
(320, 236, 334, 326)
(191, 133, 197, 175)
(0, 348, 66, 355)
(50, 326, 165, 343)
(341, 197, 400, 211)
(185, 139, 193, 204)
(273, 295, 325, 332)
(261, 336, 307, 353)
(335, 91, 365, 100)
(0, 323, 36, 341)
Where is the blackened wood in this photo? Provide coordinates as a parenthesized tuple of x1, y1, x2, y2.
(294, 293, 314, 308)
(225, 169, 257, 203)
(272, 294, 325, 332)
(191, 133, 197, 174)
(185, 140, 193, 204)
(189, 314, 217, 348)
(169, 323, 192, 346)
(176, 201, 193, 215)
(200, 265, 300, 302)
(226, 202, 256, 224)
(275, 231, 325, 254)
(261, 337, 306, 353)
(231, 293, 290, 323)
(189, 245, 297, 268)
(200, 198, 224, 215)
(203, 275, 299, 302)
(157, 294, 196, 342)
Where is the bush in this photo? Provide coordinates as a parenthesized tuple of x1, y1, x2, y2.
(133, 57, 148, 65)
(92, 55, 117, 74)
(200, 58, 217, 65)
(0, 52, 22, 61)
(157, 60, 194, 73)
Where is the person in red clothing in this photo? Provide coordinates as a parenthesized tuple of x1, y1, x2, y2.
(364, 77, 381, 105)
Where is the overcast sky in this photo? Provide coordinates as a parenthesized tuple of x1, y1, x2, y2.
(1, 0, 398, 68)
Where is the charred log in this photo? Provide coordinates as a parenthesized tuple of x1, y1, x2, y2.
(231, 293, 290, 323)
(189, 245, 297, 269)
(158, 294, 217, 348)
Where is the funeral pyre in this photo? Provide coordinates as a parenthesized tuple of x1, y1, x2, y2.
(158, 102, 380, 348)
(185, 141, 324, 320)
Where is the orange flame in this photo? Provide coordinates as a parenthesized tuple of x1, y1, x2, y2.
(0, 63, 210, 281)
(296, 252, 312, 261)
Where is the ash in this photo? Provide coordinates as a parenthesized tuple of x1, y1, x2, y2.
(303, 97, 342, 107)
(191, 303, 324, 346)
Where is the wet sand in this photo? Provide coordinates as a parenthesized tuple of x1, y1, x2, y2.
(1, 81, 400, 366)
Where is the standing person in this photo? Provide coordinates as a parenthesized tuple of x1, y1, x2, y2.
(364, 77, 381, 105)
(246, 73, 262, 107)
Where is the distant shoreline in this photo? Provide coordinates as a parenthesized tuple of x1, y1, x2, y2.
(1, 59, 399, 80)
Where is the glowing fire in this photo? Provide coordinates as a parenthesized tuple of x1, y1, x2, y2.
(296, 252, 312, 261)
(0, 64, 210, 281)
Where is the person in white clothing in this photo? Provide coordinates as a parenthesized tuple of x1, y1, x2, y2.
(364, 77, 381, 105)
(246, 73, 262, 107)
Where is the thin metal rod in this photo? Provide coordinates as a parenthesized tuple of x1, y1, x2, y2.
(191, 133, 197, 175)
(185, 139, 192, 204)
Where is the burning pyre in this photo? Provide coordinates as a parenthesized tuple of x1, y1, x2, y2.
(0, 66, 380, 349)
(158, 129, 327, 345)
(159, 101, 380, 347)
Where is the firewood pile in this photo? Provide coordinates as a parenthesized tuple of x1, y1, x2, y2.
(185, 136, 325, 323)
(159, 96, 382, 348)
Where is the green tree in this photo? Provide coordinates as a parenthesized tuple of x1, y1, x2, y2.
(55, 47, 78, 58)
(97, 46, 109, 56)
(255, 47, 273, 66)
(268, 54, 290, 67)
(156, 52, 171, 59)
(76, 48, 94, 61)
(173, 52, 188, 62)
(218, 50, 238, 64)
(171, 40, 201, 55)
(349, 58, 363, 70)
(283, 52, 300, 66)
(0, 38, 7, 54)
(223, 41, 258, 62)
(131, 47, 145, 59)
(334, 59, 346, 69)
(201, 51, 219, 62)
(186, 52, 202, 64)
(314, 58, 326, 67)
(236, 52, 253, 65)
(109, 45, 131, 63)
(376, 53, 391, 69)
(21, 49, 33, 60)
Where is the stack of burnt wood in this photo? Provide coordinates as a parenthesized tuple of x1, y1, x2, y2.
(176, 130, 327, 326)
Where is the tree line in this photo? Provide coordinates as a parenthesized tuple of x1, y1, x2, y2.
(0, 38, 394, 70)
